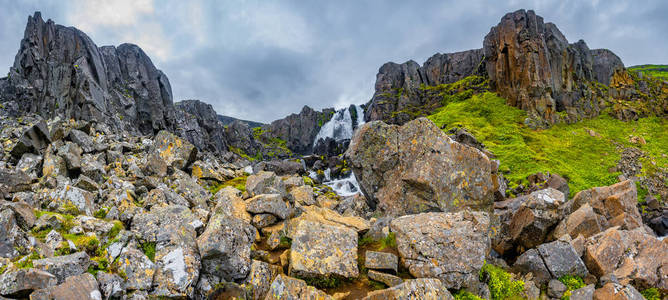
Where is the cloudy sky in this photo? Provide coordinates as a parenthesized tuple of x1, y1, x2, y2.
(1, 0, 666, 123)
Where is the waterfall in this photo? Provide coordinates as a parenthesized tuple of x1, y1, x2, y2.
(310, 105, 366, 196)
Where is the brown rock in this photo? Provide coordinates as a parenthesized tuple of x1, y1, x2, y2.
(553, 203, 603, 239)
(572, 180, 643, 231)
(347, 118, 494, 217)
(593, 283, 644, 300)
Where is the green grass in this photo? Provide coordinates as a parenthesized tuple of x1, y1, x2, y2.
(140, 242, 156, 262)
(428, 91, 668, 197)
(453, 290, 484, 300)
(640, 288, 664, 300)
(208, 176, 248, 194)
(479, 263, 524, 300)
(629, 64, 668, 81)
(378, 232, 397, 251)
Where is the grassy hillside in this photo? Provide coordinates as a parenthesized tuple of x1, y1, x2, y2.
(629, 64, 668, 81)
(427, 91, 668, 198)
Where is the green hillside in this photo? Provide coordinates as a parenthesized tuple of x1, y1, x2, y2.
(427, 88, 668, 199)
(629, 64, 668, 81)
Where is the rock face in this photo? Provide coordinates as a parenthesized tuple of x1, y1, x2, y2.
(390, 211, 490, 289)
(173, 100, 228, 154)
(365, 49, 484, 124)
(265, 105, 336, 154)
(347, 118, 494, 216)
(591, 49, 625, 85)
(4, 12, 174, 135)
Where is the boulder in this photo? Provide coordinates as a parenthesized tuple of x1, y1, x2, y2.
(211, 186, 251, 222)
(367, 270, 403, 287)
(347, 118, 494, 216)
(197, 206, 256, 282)
(512, 248, 551, 285)
(29, 272, 101, 300)
(390, 211, 490, 289)
(0, 209, 32, 258)
(286, 205, 370, 236)
(246, 194, 291, 220)
(80, 153, 107, 183)
(583, 227, 667, 290)
(16, 153, 43, 180)
(289, 220, 359, 279)
(253, 160, 304, 176)
(0, 269, 57, 298)
(57, 142, 82, 172)
(507, 188, 568, 251)
(42, 146, 67, 179)
(45, 184, 95, 216)
(593, 282, 644, 300)
(151, 130, 197, 170)
(570, 284, 595, 300)
(548, 279, 567, 298)
(245, 171, 286, 197)
(289, 185, 315, 206)
(365, 251, 398, 273)
(553, 203, 602, 239)
(537, 240, 588, 278)
(242, 260, 280, 300)
(363, 278, 454, 300)
(67, 129, 95, 153)
(264, 274, 332, 300)
(96, 272, 125, 300)
(571, 180, 643, 231)
(32, 251, 91, 284)
(112, 244, 155, 291)
(9, 121, 51, 158)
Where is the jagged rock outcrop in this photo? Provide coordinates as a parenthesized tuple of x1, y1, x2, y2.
(173, 99, 227, 153)
(365, 49, 485, 124)
(265, 105, 335, 154)
(591, 49, 625, 86)
(2, 12, 174, 135)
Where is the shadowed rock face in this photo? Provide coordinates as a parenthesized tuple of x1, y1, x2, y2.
(174, 100, 228, 154)
(365, 49, 485, 125)
(4, 12, 174, 135)
(265, 105, 336, 154)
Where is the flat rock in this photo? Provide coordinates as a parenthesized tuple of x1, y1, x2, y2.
(289, 220, 359, 279)
(368, 270, 403, 287)
(246, 194, 291, 220)
(363, 278, 454, 300)
(245, 171, 287, 197)
(365, 251, 398, 273)
(391, 211, 490, 289)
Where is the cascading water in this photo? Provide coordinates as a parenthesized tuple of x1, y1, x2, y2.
(310, 105, 365, 196)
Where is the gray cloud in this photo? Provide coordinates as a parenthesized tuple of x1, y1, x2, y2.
(1, 0, 667, 122)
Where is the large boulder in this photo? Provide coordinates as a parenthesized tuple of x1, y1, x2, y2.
(32, 251, 91, 284)
(245, 171, 287, 197)
(29, 273, 101, 300)
(246, 194, 292, 220)
(583, 227, 667, 291)
(347, 118, 494, 216)
(9, 121, 51, 158)
(150, 130, 197, 170)
(0, 207, 31, 258)
(289, 220, 359, 279)
(390, 211, 490, 289)
(0, 269, 57, 298)
(363, 278, 454, 300)
(571, 180, 643, 232)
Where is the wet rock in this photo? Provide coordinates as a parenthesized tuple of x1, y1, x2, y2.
(390, 211, 490, 289)
(347, 118, 494, 216)
(368, 270, 403, 287)
(245, 171, 287, 197)
(10, 121, 51, 158)
(537, 240, 588, 278)
(29, 272, 101, 300)
(246, 194, 291, 220)
(197, 206, 256, 282)
(583, 227, 667, 290)
(0, 269, 57, 298)
(264, 274, 333, 300)
(150, 130, 197, 170)
(365, 251, 398, 273)
(289, 220, 359, 279)
(572, 180, 643, 231)
(32, 251, 91, 284)
(363, 278, 454, 300)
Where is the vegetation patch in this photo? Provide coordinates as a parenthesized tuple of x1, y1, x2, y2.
(428, 91, 668, 197)
(208, 175, 248, 194)
(558, 275, 585, 300)
(629, 64, 668, 81)
(453, 290, 484, 300)
(640, 288, 664, 300)
(479, 263, 524, 300)
(378, 232, 397, 251)
(140, 242, 157, 262)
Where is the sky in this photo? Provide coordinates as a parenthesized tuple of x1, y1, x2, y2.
(1, 0, 666, 123)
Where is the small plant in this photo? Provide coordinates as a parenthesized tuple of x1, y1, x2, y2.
(108, 220, 124, 239)
(640, 288, 663, 300)
(453, 290, 484, 300)
(279, 235, 292, 249)
(358, 236, 375, 248)
(379, 232, 397, 250)
(94, 207, 108, 219)
(299, 275, 342, 289)
(480, 263, 524, 300)
(140, 242, 156, 262)
(558, 275, 585, 300)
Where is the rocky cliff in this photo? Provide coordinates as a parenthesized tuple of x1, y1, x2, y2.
(2, 12, 175, 135)
(364, 9, 666, 128)
(264, 105, 335, 155)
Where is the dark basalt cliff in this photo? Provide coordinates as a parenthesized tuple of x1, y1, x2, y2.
(265, 105, 335, 155)
(2, 12, 175, 135)
(365, 9, 644, 128)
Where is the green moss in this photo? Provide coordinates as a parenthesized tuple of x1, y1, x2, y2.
(303, 176, 315, 186)
(93, 207, 108, 219)
(629, 64, 668, 81)
(358, 236, 375, 248)
(640, 288, 664, 300)
(428, 92, 668, 197)
(297, 275, 343, 289)
(453, 290, 484, 300)
(558, 275, 585, 300)
(140, 242, 156, 262)
(63, 234, 100, 256)
(480, 263, 524, 300)
(378, 232, 396, 251)
(13, 251, 41, 269)
(108, 220, 124, 239)
(209, 176, 248, 194)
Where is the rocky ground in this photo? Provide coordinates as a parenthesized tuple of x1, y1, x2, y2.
(0, 8, 666, 300)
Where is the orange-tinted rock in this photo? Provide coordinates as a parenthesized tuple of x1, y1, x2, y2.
(593, 283, 644, 300)
(572, 180, 643, 231)
(553, 203, 602, 239)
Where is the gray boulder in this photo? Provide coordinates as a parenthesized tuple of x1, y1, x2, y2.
(9, 121, 51, 158)
(537, 240, 588, 278)
(0, 269, 57, 298)
(32, 251, 91, 284)
(29, 273, 101, 300)
(363, 278, 454, 300)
